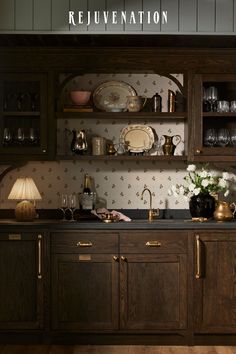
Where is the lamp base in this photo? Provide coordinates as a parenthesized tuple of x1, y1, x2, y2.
(15, 200, 36, 221)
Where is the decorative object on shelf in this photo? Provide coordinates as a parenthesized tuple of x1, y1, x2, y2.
(93, 80, 136, 112)
(70, 90, 91, 106)
(126, 95, 147, 112)
(115, 138, 127, 155)
(213, 201, 236, 222)
(120, 125, 155, 153)
(168, 90, 176, 112)
(60, 194, 68, 221)
(161, 134, 181, 155)
(168, 164, 231, 219)
(92, 136, 106, 155)
(151, 92, 162, 112)
(71, 129, 88, 155)
(107, 142, 117, 155)
(68, 194, 77, 222)
(8, 177, 42, 221)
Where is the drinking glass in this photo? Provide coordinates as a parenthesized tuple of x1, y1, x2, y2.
(60, 194, 68, 221)
(204, 128, 217, 147)
(3, 128, 12, 145)
(230, 101, 236, 112)
(16, 128, 25, 144)
(217, 101, 229, 113)
(230, 129, 236, 146)
(28, 128, 37, 144)
(206, 86, 218, 112)
(68, 194, 77, 222)
(217, 128, 230, 147)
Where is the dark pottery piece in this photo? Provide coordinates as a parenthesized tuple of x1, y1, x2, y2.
(189, 193, 216, 219)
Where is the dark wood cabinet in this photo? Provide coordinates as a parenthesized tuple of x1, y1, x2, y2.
(194, 232, 236, 333)
(192, 74, 236, 162)
(0, 72, 53, 161)
(0, 232, 44, 330)
(119, 231, 188, 331)
(51, 232, 119, 331)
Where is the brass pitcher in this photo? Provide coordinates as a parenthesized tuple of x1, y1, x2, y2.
(213, 201, 236, 222)
(161, 135, 181, 155)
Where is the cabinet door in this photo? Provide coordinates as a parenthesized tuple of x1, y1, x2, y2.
(0, 73, 50, 161)
(52, 254, 119, 331)
(120, 254, 187, 330)
(192, 73, 236, 162)
(0, 233, 44, 330)
(194, 232, 236, 333)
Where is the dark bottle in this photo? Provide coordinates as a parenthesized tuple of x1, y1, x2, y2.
(152, 92, 162, 112)
(81, 174, 94, 210)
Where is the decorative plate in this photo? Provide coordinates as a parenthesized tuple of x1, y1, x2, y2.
(93, 80, 137, 112)
(120, 125, 155, 153)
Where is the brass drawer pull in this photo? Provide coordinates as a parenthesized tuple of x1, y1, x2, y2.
(38, 235, 42, 280)
(195, 234, 201, 279)
(121, 256, 127, 261)
(77, 241, 93, 247)
(146, 241, 161, 247)
(113, 256, 119, 262)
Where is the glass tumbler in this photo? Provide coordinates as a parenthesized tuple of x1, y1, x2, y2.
(230, 101, 236, 112)
(217, 101, 229, 113)
(217, 128, 230, 147)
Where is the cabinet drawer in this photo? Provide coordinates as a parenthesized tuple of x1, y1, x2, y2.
(51, 231, 118, 254)
(120, 231, 187, 254)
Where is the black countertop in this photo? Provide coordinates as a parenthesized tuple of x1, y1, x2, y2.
(0, 218, 236, 230)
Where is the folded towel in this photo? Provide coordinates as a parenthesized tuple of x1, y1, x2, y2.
(91, 208, 131, 222)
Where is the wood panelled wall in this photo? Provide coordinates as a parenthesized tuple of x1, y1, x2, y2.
(0, 0, 236, 34)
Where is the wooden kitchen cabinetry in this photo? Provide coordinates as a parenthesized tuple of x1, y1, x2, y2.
(0, 72, 53, 162)
(0, 232, 45, 330)
(51, 231, 119, 331)
(192, 74, 236, 162)
(193, 232, 236, 333)
(120, 231, 188, 331)
(51, 230, 188, 333)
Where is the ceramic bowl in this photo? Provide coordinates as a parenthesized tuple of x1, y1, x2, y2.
(70, 91, 91, 105)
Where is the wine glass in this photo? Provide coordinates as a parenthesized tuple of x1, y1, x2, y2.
(204, 128, 217, 147)
(28, 128, 37, 144)
(3, 128, 12, 145)
(68, 194, 77, 222)
(16, 128, 25, 144)
(217, 128, 230, 147)
(60, 194, 68, 221)
(206, 86, 218, 112)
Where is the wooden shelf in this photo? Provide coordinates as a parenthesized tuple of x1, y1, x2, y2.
(56, 154, 187, 161)
(2, 111, 40, 117)
(203, 112, 236, 117)
(56, 112, 187, 120)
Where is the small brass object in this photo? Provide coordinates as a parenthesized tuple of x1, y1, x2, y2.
(195, 235, 201, 279)
(196, 149, 202, 154)
(161, 135, 181, 156)
(37, 235, 42, 280)
(8, 234, 21, 240)
(113, 256, 119, 262)
(77, 241, 93, 247)
(141, 187, 160, 221)
(121, 256, 127, 261)
(146, 241, 161, 247)
(213, 201, 236, 222)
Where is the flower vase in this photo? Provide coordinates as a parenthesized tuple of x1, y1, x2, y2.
(189, 192, 216, 219)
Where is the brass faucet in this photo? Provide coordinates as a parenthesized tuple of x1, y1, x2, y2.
(141, 188, 160, 221)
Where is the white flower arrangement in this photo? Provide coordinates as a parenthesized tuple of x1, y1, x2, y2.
(168, 164, 230, 200)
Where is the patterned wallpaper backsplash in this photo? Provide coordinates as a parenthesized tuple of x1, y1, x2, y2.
(1, 73, 236, 210)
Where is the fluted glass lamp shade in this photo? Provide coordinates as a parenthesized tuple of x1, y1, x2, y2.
(8, 177, 42, 221)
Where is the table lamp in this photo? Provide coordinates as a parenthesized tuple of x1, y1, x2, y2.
(8, 177, 42, 221)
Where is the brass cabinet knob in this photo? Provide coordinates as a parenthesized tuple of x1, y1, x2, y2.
(113, 256, 119, 262)
(121, 256, 127, 261)
(195, 149, 202, 154)
(42, 149, 47, 153)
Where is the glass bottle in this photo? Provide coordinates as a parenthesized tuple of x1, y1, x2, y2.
(152, 92, 162, 112)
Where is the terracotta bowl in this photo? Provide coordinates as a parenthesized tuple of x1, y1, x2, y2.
(70, 91, 91, 105)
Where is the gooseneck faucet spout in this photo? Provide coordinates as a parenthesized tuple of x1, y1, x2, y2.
(141, 188, 159, 221)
